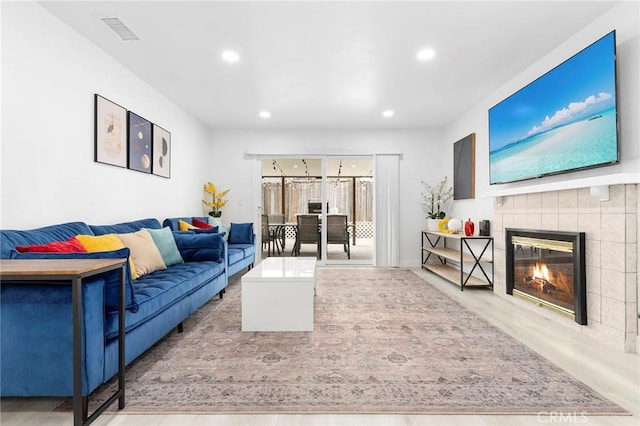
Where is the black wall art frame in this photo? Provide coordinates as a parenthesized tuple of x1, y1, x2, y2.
(94, 94, 127, 168)
(152, 124, 171, 178)
(127, 111, 152, 174)
(453, 133, 476, 200)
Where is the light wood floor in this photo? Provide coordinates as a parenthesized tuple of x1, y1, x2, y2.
(1, 267, 638, 426)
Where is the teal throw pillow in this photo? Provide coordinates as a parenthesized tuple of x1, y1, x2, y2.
(208, 217, 229, 241)
(145, 227, 184, 266)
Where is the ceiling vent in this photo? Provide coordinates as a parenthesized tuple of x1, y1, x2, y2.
(100, 17, 139, 41)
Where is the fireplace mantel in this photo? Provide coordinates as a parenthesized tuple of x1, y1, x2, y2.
(484, 168, 639, 199)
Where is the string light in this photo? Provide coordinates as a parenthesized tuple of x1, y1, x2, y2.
(272, 160, 286, 176)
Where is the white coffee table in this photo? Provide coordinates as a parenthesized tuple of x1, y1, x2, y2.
(241, 257, 316, 331)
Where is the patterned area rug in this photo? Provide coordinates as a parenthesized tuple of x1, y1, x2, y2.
(63, 268, 627, 414)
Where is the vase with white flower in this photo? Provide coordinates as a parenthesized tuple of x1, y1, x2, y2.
(421, 177, 453, 231)
(202, 182, 229, 218)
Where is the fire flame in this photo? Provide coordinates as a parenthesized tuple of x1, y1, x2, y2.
(532, 263, 550, 281)
(519, 261, 574, 305)
(532, 262, 551, 292)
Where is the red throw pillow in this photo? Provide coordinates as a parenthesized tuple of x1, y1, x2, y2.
(192, 218, 213, 229)
(16, 237, 88, 253)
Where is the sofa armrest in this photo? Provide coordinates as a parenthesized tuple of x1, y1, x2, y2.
(0, 278, 106, 396)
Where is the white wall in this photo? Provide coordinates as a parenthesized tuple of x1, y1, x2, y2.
(444, 1, 639, 205)
(0, 2, 211, 229)
(208, 128, 445, 266)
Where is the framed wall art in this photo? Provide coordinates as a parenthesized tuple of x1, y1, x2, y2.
(152, 124, 171, 178)
(94, 94, 127, 168)
(127, 111, 152, 173)
(453, 133, 475, 200)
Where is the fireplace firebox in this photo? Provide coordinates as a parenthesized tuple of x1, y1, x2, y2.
(505, 228, 586, 325)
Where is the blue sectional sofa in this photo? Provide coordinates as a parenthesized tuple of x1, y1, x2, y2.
(0, 217, 255, 399)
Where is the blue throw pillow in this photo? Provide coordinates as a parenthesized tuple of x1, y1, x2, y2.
(172, 233, 225, 263)
(228, 222, 253, 244)
(145, 227, 184, 266)
(14, 248, 138, 313)
(191, 226, 219, 234)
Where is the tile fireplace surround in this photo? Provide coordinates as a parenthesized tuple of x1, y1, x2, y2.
(492, 184, 638, 352)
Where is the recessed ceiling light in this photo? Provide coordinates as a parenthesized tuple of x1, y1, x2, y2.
(417, 49, 435, 61)
(221, 50, 240, 63)
(259, 111, 271, 118)
(382, 110, 394, 118)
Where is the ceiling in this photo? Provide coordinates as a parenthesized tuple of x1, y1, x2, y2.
(39, 1, 619, 130)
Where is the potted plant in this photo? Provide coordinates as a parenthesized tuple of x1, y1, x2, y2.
(421, 177, 453, 231)
(202, 182, 229, 218)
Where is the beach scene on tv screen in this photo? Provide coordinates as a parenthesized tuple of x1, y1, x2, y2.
(489, 32, 617, 185)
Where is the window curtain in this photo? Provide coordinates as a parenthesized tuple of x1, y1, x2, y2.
(373, 154, 400, 267)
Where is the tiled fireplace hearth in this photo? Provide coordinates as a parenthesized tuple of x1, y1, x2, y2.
(493, 184, 638, 352)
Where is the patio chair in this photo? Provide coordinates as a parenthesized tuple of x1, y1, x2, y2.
(261, 214, 279, 256)
(326, 214, 350, 259)
(295, 214, 321, 258)
(268, 214, 286, 250)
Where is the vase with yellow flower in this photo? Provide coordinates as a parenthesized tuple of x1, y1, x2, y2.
(202, 182, 229, 218)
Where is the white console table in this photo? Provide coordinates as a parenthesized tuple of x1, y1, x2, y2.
(241, 257, 316, 331)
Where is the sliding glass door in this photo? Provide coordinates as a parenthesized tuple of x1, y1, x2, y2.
(324, 157, 373, 264)
(260, 156, 373, 265)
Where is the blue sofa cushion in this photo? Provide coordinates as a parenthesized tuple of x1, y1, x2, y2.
(229, 243, 255, 258)
(172, 233, 224, 263)
(0, 222, 93, 259)
(228, 222, 253, 244)
(13, 248, 138, 313)
(227, 248, 244, 266)
(104, 261, 225, 338)
(90, 218, 162, 235)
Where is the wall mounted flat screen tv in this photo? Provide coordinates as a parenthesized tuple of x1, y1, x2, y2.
(489, 31, 618, 185)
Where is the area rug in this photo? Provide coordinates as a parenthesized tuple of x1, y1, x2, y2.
(60, 268, 628, 415)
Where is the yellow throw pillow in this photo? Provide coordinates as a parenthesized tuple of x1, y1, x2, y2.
(75, 234, 137, 279)
(178, 219, 198, 231)
(115, 229, 167, 279)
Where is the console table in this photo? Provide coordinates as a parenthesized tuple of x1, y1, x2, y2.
(0, 258, 127, 426)
(421, 231, 493, 291)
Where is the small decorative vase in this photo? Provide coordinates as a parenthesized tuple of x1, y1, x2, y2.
(209, 211, 222, 218)
(438, 218, 450, 233)
(426, 219, 440, 232)
(464, 218, 475, 236)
